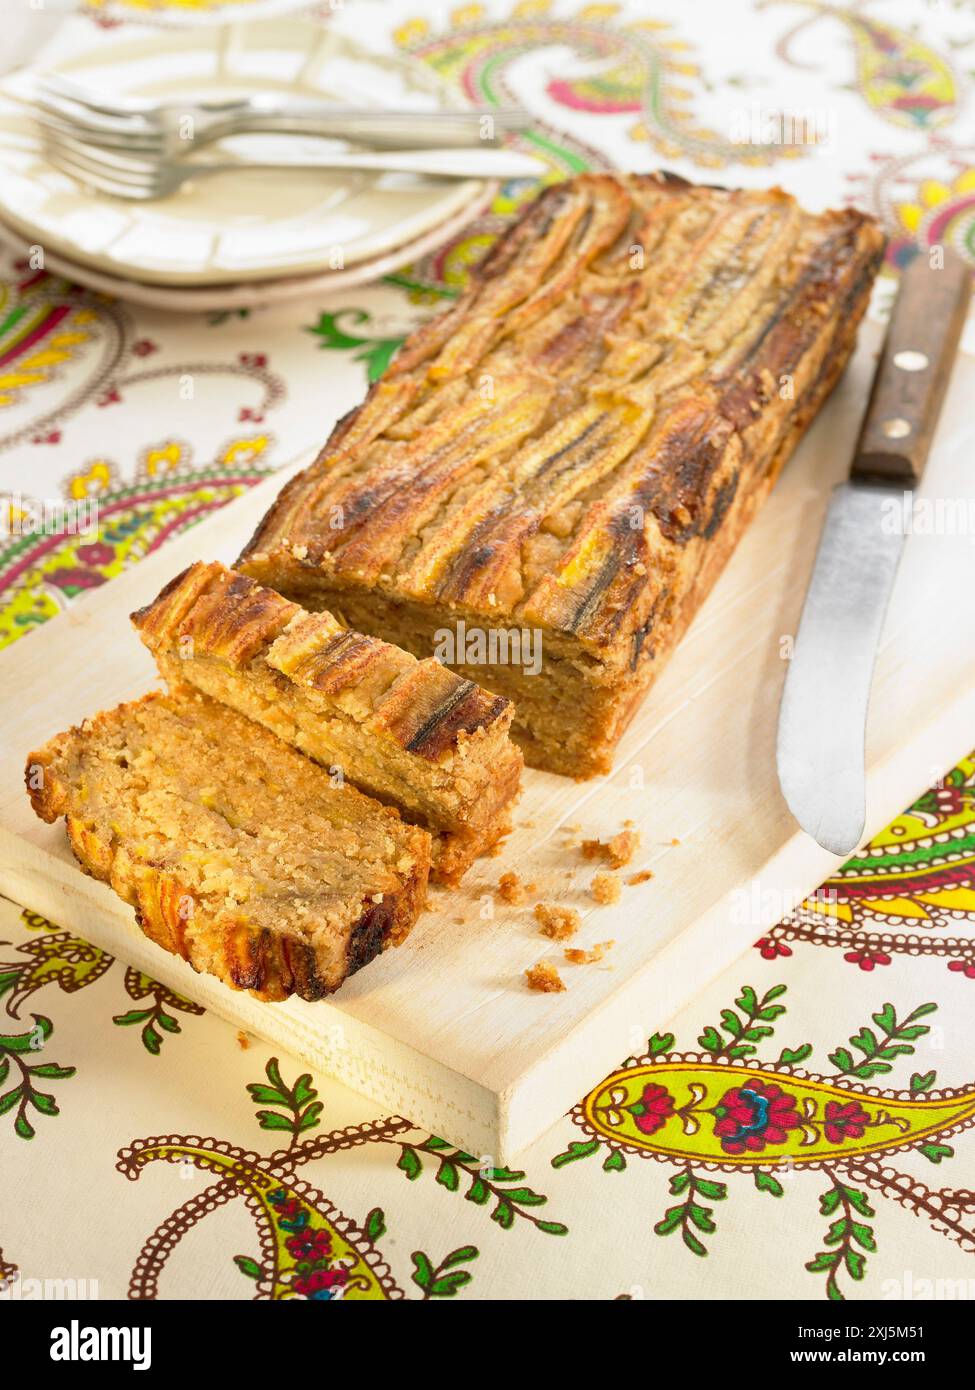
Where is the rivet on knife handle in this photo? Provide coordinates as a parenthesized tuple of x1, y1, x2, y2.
(852, 248, 972, 487)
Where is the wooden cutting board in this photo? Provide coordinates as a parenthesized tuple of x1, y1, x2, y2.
(2, 321, 974, 1161)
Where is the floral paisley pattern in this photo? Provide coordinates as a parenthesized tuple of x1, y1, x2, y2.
(766, 757, 975, 976)
(579, 1058, 975, 1168)
(628, 1083, 675, 1136)
(713, 1081, 801, 1154)
(2, 0, 974, 1303)
(770, 1, 962, 131)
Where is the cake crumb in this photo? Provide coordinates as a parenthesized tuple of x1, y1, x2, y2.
(627, 869, 654, 885)
(236, 1030, 250, 1050)
(565, 940, 615, 965)
(497, 871, 536, 905)
(534, 902, 581, 940)
(591, 871, 621, 905)
(525, 961, 566, 993)
(582, 829, 641, 868)
(670, 837, 681, 846)
(607, 830, 639, 867)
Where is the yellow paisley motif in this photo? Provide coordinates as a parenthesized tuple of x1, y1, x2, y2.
(219, 434, 269, 468)
(67, 461, 115, 500)
(582, 1060, 975, 1166)
(119, 1141, 397, 1300)
(141, 441, 188, 478)
(849, 18, 955, 128)
(897, 169, 975, 240)
(770, 3, 958, 130)
(84, 0, 257, 11)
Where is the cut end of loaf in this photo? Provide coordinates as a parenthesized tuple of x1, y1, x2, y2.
(25, 688, 431, 1002)
(133, 560, 523, 880)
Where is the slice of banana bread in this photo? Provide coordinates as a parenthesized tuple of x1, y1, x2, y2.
(25, 689, 431, 1001)
(132, 561, 522, 884)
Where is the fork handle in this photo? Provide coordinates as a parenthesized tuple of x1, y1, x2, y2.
(185, 148, 543, 178)
(199, 105, 529, 151)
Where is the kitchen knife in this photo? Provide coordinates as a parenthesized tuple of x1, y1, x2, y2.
(776, 248, 972, 856)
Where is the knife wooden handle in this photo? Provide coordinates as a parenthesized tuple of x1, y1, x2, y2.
(852, 248, 971, 486)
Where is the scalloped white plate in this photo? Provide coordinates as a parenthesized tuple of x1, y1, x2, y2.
(0, 181, 496, 312)
(0, 18, 487, 287)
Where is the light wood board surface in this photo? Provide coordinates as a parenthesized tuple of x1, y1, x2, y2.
(2, 321, 974, 1160)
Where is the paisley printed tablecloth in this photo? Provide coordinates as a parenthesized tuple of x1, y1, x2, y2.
(2, 0, 974, 1303)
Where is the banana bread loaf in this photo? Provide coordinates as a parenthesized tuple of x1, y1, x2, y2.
(238, 172, 885, 776)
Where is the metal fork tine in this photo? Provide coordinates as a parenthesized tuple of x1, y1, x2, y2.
(33, 86, 153, 138)
(42, 154, 151, 198)
(38, 123, 166, 169)
(36, 127, 166, 158)
(37, 71, 156, 117)
(47, 158, 160, 200)
(42, 139, 159, 185)
(40, 132, 166, 193)
(34, 108, 164, 153)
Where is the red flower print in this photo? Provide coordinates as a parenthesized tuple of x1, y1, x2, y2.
(49, 567, 106, 592)
(239, 407, 265, 423)
(754, 936, 792, 961)
(271, 1195, 303, 1221)
(844, 950, 891, 972)
(934, 785, 966, 817)
(948, 959, 975, 980)
(890, 93, 945, 117)
(75, 543, 115, 567)
(239, 352, 267, 369)
(286, 1228, 333, 1261)
(713, 1080, 800, 1155)
(132, 338, 158, 357)
(626, 1083, 674, 1136)
(31, 430, 61, 445)
(822, 1100, 870, 1145)
(96, 388, 121, 408)
(293, 1266, 349, 1300)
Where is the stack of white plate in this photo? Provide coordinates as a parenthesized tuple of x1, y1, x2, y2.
(0, 19, 498, 312)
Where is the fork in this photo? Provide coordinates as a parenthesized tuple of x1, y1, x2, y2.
(40, 131, 546, 200)
(34, 73, 532, 156)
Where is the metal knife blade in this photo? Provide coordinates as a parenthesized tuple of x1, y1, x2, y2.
(776, 247, 972, 856)
(776, 481, 904, 855)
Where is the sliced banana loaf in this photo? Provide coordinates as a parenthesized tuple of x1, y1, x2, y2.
(25, 689, 431, 1001)
(132, 561, 522, 884)
(237, 172, 885, 777)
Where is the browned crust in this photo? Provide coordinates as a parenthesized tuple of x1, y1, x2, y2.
(236, 173, 885, 776)
(25, 694, 430, 1003)
(133, 561, 301, 668)
(133, 561, 522, 877)
(133, 561, 514, 762)
(501, 244, 880, 779)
